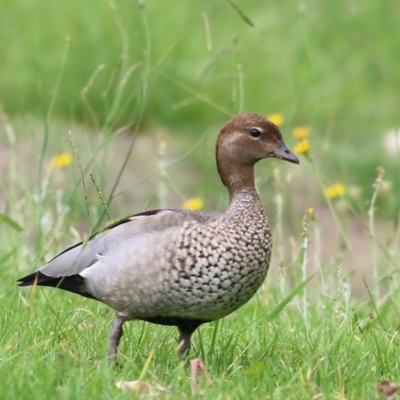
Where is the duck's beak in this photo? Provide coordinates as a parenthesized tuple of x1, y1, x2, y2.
(273, 141, 300, 164)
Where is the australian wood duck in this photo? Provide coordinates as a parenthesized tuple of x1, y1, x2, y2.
(18, 112, 299, 364)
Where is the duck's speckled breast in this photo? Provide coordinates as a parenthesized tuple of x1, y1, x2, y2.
(161, 214, 272, 321)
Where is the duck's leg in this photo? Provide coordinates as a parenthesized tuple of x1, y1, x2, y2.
(108, 315, 126, 364)
(177, 324, 200, 358)
(177, 324, 213, 391)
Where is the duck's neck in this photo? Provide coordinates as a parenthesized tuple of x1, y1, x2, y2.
(218, 164, 265, 220)
(225, 186, 264, 218)
(217, 157, 257, 201)
(216, 140, 264, 210)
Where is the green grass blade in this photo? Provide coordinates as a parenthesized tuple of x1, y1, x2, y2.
(267, 274, 315, 321)
(0, 213, 23, 232)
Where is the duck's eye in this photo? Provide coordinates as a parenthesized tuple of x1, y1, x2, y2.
(250, 128, 262, 138)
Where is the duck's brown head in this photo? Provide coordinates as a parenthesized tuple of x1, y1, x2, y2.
(216, 112, 299, 197)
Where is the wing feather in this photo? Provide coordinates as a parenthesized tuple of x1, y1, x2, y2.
(17, 208, 221, 285)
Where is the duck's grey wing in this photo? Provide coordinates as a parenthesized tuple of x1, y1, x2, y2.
(17, 208, 221, 299)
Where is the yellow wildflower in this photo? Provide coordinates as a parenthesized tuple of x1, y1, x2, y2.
(267, 113, 284, 127)
(293, 139, 309, 155)
(182, 197, 204, 211)
(325, 183, 346, 199)
(292, 126, 310, 139)
(307, 207, 315, 218)
(50, 152, 72, 168)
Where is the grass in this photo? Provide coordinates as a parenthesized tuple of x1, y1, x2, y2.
(1, 0, 400, 398)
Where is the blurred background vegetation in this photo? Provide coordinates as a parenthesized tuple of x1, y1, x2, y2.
(1, 0, 399, 217)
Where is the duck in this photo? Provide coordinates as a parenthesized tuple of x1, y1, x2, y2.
(18, 112, 299, 364)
